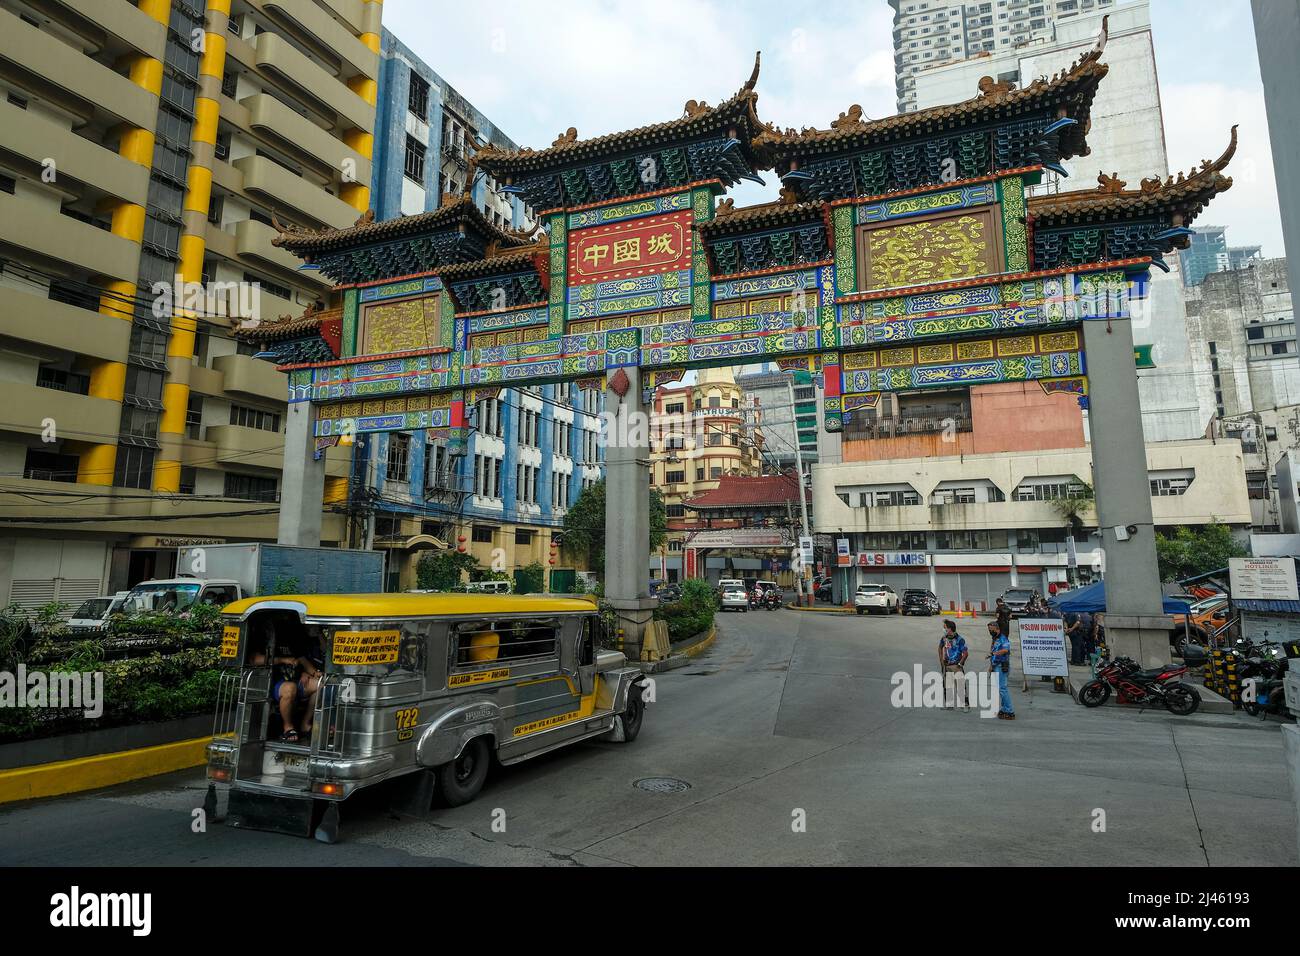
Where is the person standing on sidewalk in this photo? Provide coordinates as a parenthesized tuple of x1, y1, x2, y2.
(938, 619, 970, 711)
(987, 620, 1015, 720)
(995, 597, 1012, 640)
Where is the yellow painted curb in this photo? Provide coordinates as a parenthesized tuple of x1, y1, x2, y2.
(0, 736, 210, 804)
(786, 604, 853, 614)
(682, 625, 717, 658)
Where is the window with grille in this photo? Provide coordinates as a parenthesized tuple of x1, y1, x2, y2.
(408, 73, 430, 120)
(404, 136, 426, 182)
(451, 619, 558, 667)
(386, 433, 411, 483)
(472, 525, 494, 543)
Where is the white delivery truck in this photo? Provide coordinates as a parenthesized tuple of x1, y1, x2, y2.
(122, 543, 386, 612)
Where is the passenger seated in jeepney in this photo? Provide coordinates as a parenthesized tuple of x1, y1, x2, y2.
(271, 634, 323, 743)
(248, 618, 322, 743)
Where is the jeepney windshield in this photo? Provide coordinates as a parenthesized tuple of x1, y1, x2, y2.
(123, 582, 201, 613)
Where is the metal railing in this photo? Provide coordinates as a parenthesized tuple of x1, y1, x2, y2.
(313, 674, 352, 756)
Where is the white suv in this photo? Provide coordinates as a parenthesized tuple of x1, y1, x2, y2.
(854, 583, 899, 615)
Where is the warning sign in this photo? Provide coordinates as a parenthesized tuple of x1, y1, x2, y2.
(332, 629, 401, 665)
(221, 626, 240, 659)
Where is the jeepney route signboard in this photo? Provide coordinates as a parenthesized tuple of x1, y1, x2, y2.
(332, 630, 402, 665)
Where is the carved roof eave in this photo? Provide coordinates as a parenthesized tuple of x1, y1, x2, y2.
(475, 53, 770, 181)
(695, 198, 827, 241)
(236, 307, 342, 343)
(1029, 126, 1238, 231)
(433, 243, 550, 284)
(752, 18, 1111, 170)
(268, 195, 536, 258)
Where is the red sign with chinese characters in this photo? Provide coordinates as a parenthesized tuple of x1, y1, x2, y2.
(568, 210, 693, 285)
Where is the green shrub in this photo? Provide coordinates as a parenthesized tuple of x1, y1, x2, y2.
(654, 578, 716, 643)
(417, 550, 479, 590)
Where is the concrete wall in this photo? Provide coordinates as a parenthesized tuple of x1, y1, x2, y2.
(813, 438, 1251, 535)
(841, 382, 1085, 462)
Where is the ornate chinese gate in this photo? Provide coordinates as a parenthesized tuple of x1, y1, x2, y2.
(251, 23, 1237, 662)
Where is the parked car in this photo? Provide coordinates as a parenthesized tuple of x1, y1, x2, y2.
(656, 583, 683, 604)
(67, 592, 130, 633)
(720, 586, 750, 612)
(900, 589, 940, 616)
(998, 587, 1038, 617)
(854, 583, 899, 615)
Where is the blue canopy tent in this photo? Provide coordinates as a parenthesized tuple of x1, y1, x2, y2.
(1048, 581, 1192, 615)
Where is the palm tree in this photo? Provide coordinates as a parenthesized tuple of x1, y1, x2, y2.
(1051, 480, 1095, 586)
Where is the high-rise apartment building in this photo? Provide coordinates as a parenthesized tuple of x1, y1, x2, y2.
(349, 30, 595, 593)
(1182, 227, 1264, 288)
(889, 0, 1118, 113)
(735, 366, 821, 475)
(906, 1, 1217, 443)
(0, 0, 380, 604)
(370, 29, 534, 231)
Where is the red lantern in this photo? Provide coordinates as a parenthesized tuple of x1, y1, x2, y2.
(548, 558, 556, 565)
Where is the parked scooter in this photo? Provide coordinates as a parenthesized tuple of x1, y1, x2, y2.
(1078, 656, 1201, 715)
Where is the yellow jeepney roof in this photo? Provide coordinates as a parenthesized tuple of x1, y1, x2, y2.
(221, 592, 597, 619)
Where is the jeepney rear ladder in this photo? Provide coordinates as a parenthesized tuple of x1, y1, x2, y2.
(212, 669, 248, 739)
(312, 674, 351, 756)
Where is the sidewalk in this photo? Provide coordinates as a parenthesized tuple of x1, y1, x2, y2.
(1062, 661, 1236, 716)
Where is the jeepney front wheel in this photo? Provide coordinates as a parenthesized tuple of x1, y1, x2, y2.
(619, 682, 645, 743)
(438, 737, 490, 807)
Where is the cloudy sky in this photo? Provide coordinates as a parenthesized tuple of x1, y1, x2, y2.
(382, 0, 1283, 256)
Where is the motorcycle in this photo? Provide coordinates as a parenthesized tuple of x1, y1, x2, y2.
(762, 589, 782, 611)
(1078, 656, 1202, 715)
(1235, 642, 1290, 718)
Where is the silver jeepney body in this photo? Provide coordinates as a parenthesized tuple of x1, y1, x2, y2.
(205, 595, 643, 834)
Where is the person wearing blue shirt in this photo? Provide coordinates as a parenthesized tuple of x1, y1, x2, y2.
(986, 620, 1015, 720)
(937, 619, 970, 711)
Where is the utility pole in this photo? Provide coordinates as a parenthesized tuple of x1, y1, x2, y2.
(786, 373, 813, 607)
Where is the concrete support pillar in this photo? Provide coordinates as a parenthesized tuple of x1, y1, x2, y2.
(604, 366, 655, 661)
(278, 401, 327, 547)
(1083, 295, 1170, 666)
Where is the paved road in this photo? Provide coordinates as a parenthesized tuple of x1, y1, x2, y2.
(1, 609, 1295, 866)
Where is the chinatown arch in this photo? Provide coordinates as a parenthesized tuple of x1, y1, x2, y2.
(247, 21, 1237, 663)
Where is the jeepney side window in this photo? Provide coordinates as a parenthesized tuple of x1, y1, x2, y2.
(451, 618, 559, 668)
(579, 617, 595, 667)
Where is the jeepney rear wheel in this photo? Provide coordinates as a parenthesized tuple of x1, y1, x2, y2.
(620, 682, 645, 743)
(437, 737, 490, 807)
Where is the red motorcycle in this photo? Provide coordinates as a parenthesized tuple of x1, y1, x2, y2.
(1078, 656, 1201, 715)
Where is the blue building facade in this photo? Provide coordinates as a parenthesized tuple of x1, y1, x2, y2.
(359, 31, 602, 590)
